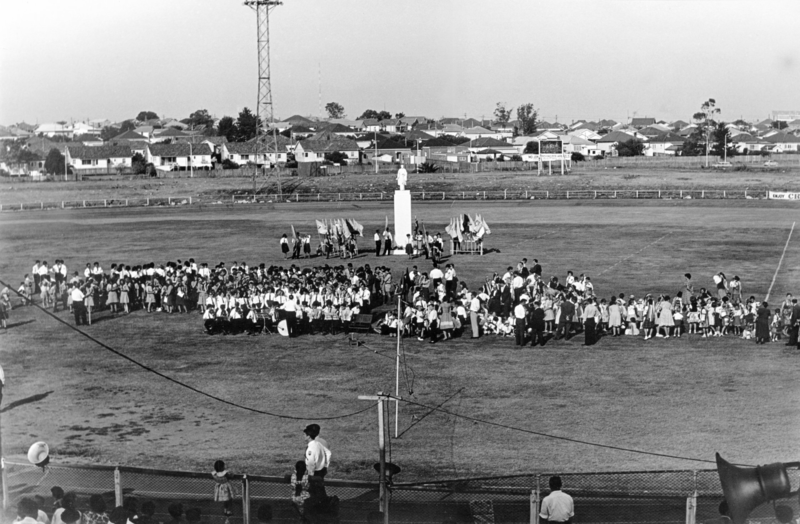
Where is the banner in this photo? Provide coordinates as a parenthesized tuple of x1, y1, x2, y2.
(315, 220, 328, 235)
(768, 191, 800, 200)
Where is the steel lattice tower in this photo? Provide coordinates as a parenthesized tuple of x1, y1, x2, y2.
(244, 0, 282, 194)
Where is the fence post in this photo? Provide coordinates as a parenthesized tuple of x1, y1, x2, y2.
(636, 191, 638, 199)
(146, 198, 149, 206)
(104, 199, 107, 207)
(41, 202, 43, 209)
(189, 197, 192, 205)
(242, 474, 250, 524)
(566, 191, 569, 199)
(594, 190, 597, 199)
(686, 490, 697, 524)
(168, 197, 171, 206)
(530, 487, 540, 524)
(546, 191, 549, 199)
(442, 192, 445, 200)
(680, 190, 683, 198)
(83, 200, 86, 208)
(483, 191, 486, 199)
(745, 190, 747, 198)
(422, 191, 425, 200)
(525, 190, 528, 199)
(658, 190, 661, 198)
(296, 193, 299, 202)
(114, 467, 123, 507)
(338, 193, 341, 200)
(702, 190, 705, 199)
(2, 458, 8, 511)
(504, 189, 508, 199)
(125, 199, 128, 206)
(724, 190, 726, 198)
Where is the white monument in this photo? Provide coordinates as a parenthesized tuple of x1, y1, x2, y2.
(393, 165, 412, 254)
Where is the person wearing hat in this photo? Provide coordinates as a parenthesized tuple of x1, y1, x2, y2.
(514, 297, 528, 346)
(303, 424, 331, 479)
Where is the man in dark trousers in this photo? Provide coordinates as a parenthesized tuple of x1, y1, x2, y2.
(501, 281, 513, 318)
(789, 299, 800, 346)
(529, 300, 546, 347)
(514, 297, 528, 346)
(555, 295, 576, 341)
(532, 259, 542, 278)
(374, 230, 381, 256)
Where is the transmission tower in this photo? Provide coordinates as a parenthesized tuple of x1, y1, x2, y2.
(244, 0, 282, 196)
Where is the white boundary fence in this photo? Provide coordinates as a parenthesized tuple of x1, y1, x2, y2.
(0, 189, 774, 212)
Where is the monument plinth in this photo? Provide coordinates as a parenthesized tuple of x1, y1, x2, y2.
(393, 165, 412, 254)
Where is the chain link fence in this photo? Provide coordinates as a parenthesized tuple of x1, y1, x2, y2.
(4, 461, 799, 524)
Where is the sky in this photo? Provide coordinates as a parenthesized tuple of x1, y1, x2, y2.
(1, 0, 798, 126)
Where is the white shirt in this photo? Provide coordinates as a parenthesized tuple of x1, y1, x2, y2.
(305, 437, 332, 474)
(540, 490, 574, 522)
(71, 288, 85, 302)
(430, 268, 443, 280)
(470, 297, 481, 312)
(514, 303, 527, 319)
(374, 233, 380, 241)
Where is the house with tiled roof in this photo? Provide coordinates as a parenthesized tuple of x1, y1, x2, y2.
(222, 140, 289, 166)
(463, 126, 500, 140)
(763, 132, 800, 153)
(731, 133, 770, 154)
(644, 132, 685, 156)
(146, 143, 193, 170)
(380, 119, 407, 134)
(594, 130, 642, 156)
(293, 138, 360, 163)
(284, 114, 316, 126)
(361, 119, 381, 132)
(289, 125, 316, 140)
(441, 124, 464, 137)
(152, 128, 190, 143)
(399, 116, 427, 127)
(630, 117, 657, 128)
(24, 137, 58, 155)
(112, 130, 150, 143)
(403, 129, 434, 142)
(462, 137, 517, 155)
(66, 145, 133, 173)
(314, 123, 354, 137)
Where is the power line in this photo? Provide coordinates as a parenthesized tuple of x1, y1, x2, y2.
(0, 279, 377, 421)
(391, 395, 718, 465)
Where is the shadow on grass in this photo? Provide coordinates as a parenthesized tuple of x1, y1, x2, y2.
(4, 319, 36, 330)
(1, 390, 53, 413)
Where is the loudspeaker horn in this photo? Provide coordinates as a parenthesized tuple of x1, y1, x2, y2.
(716, 453, 798, 524)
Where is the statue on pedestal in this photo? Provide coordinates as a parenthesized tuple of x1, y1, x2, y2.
(396, 164, 408, 191)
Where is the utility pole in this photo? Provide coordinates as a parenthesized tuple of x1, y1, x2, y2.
(358, 393, 391, 524)
(244, 0, 282, 195)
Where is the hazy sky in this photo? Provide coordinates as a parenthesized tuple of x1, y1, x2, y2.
(1, 0, 798, 126)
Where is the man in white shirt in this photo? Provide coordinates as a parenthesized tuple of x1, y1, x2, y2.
(32, 261, 41, 294)
(540, 476, 574, 524)
(70, 285, 87, 326)
(304, 424, 331, 478)
(15, 498, 41, 524)
(282, 294, 299, 337)
(382, 228, 393, 256)
(514, 298, 528, 346)
(469, 293, 482, 338)
(374, 230, 381, 256)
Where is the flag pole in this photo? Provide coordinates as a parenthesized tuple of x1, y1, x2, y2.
(395, 295, 401, 438)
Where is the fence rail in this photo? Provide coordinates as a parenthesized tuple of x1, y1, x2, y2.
(0, 188, 776, 212)
(3, 460, 799, 524)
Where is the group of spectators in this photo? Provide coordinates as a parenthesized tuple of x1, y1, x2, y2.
(8, 256, 791, 347)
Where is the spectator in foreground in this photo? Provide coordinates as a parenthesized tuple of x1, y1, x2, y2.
(83, 495, 108, 524)
(138, 502, 157, 524)
(15, 498, 39, 524)
(166, 503, 183, 524)
(539, 476, 574, 524)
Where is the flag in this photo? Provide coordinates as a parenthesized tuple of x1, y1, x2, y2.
(478, 214, 491, 235)
(291, 224, 297, 239)
(475, 225, 486, 239)
(384, 215, 389, 232)
(341, 218, 352, 239)
(316, 220, 328, 235)
(348, 218, 364, 237)
(445, 217, 457, 239)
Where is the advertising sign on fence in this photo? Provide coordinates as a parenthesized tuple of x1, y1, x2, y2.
(768, 191, 800, 200)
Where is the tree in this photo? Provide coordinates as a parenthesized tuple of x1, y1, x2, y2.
(616, 138, 645, 157)
(44, 148, 66, 175)
(358, 109, 392, 120)
(394, 112, 405, 119)
(234, 107, 261, 141)
(771, 120, 788, 130)
(693, 98, 720, 165)
(325, 102, 345, 119)
(323, 151, 348, 165)
(516, 103, 539, 135)
(100, 126, 120, 141)
(711, 122, 736, 158)
(217, 116, 237, 142)
(136, 111, 159, 122)
(523, 141, 539, 154)
(132, 152, 147, 174)
(188, 109, 214, 130)
(494, 102, 511, 125)
(732, 119, 750, 128)
(681, 128, 704, 156)
(119, 120, 137, 133)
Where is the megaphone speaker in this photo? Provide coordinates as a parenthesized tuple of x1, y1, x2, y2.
(716, 453, 796, 524)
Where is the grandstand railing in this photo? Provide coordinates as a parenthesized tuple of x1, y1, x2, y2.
(4, 460, 798, 524)
(0, 189, 774, 212)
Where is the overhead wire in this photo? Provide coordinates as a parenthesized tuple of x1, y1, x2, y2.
(391, 394, 719, 465)
(0, 278, 377, 421)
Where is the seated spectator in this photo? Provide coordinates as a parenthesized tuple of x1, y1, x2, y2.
(83, 495, 109, 524)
